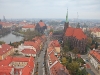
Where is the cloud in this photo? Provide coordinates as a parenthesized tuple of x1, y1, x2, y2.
(0, 0, 100, 19)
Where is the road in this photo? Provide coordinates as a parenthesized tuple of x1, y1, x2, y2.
(37, 41, 48, 75)
(81, 54, 99, 75)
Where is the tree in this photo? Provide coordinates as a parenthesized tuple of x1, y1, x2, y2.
(0, 41, 5, 45)
(61, 57, 67, 66)
(67, 61, 79, 75)
(72, 47, 79, 59)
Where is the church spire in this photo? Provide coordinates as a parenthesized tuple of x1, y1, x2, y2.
(66, 9, 68, 23)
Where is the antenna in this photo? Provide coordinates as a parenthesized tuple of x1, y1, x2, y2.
(77, 12, 78, 22)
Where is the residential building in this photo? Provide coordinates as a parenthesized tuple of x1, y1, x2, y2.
(90, 27, 100, 38)
(0, 44, 14, 60)
(22, 24, 35, 32)
(47, 40, 70, 75)
(0, 56, 34, 75)
(89, 50, 100, 73)
(21, 49, 36, 57)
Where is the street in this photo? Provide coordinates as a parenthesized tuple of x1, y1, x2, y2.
(34, 36, 50, 75)
(81, 54, 99, 75)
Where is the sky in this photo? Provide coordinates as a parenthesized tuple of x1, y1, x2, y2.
(0, 0, 100, 19)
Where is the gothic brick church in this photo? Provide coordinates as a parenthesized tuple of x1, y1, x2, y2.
(63, 10, 87, 54)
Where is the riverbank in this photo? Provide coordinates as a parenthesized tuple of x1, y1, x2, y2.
(0, 32, 23, 44)
(12, 31, 25, 37)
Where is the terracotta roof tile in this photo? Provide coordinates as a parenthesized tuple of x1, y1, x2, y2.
(21, 49, 36, 54)
(65, 27, 87, 40)
(39, 22, 45, 27)
(22, 24, 35, 28)
(50, 61, 70, 75)
(90, 50, 100, 62)
(0, 44, 13, 55)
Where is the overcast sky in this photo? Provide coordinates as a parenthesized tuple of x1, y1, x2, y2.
(0, 0, 100, 19)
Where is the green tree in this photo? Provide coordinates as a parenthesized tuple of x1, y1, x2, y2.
(0, 41, 5, 45)
(72, 47, 79, 59)
(61, 57, 67, 66)
(67, 61, 79, 75)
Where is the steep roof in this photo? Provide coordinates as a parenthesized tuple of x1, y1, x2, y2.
(21, 49, 36, 54)
(24, 41, 40, 52)
(0, 44, 13, 55)
(51, 40, 60, 47)
(65, 27, 74, 36)
(73, 28, 87, 40)
(49, 51, 58, 64)
(65, 27, 87, 40)
(90, 27, 100, 32)
(50, 61, 70, 75)
(22, 24, 35, 28)
(39, 21, 45, 27)
(22, 56, 34, 75)
(90, 50, 100, 63)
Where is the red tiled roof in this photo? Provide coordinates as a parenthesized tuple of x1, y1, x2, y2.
(39, 22, 45, 27)
(22, 25, 35, 28)
(90, 27, 100, 32)
(12, 57, 29, 62)
(24, 41, 35, 46)
(49, 51, 58, 63)
(65, 27, 87, 40)
(0, 56, 12, 66)
(90, 50, 100, 62)
(0, 44, 13, 55)
(52, 40, 60, 47)
(85, 64, 90, 69)
(24, 41, 40, 52)
(21, 49, 36, 54)
(0, 66, 13, 73)
(65, 27, 74, 36)
(0, 56, 34, 75)
(73, 28, 87, 40)
(47, 47, 54, 54)
(22, 56, 34, 75)
(50, 61, 70, 75)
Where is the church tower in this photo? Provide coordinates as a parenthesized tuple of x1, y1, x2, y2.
(64, 9, 69, 34)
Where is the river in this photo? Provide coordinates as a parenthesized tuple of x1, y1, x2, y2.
(0, 32, 23, 44)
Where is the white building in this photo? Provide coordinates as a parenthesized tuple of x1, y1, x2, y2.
(89, 50, 100, 73)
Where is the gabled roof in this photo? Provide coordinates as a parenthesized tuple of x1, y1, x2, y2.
(65, 27, 74, 36)
(22, 24, 35, 28)
(22, 56, 34, 75)
(24, 41, 40, 52)
(49, 51, 58, 64)
(65, 27, 87, 40)
(0, 66, 13, 73)
(0, 44, 13, 55)
(90, 50, 100, 62)
(50, 61, 70, 75)
(90, 27, 100, 32)
(21, 49, 36, 54)
(51, 40, 60, 47)
(39, 21, 45, 27)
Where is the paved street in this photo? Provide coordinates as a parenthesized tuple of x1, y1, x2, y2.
(81, 54, 99, 75)
(37, 41, 47, 75)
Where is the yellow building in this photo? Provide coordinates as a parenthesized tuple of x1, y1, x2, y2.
(0, 44, 14, 60)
